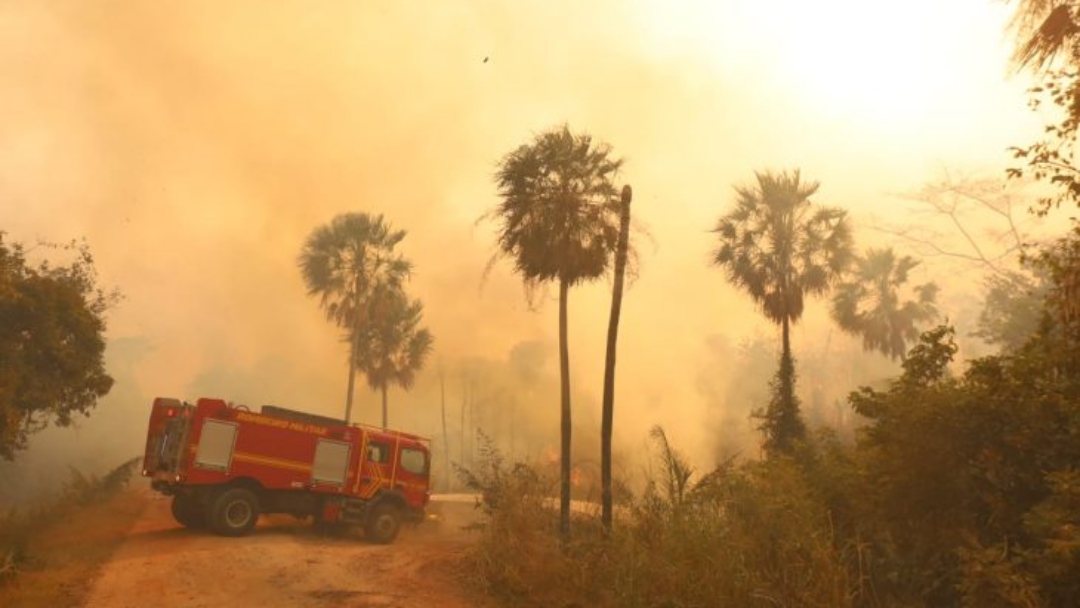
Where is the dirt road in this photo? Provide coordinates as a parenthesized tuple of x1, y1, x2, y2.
(84, 490, 488, 608)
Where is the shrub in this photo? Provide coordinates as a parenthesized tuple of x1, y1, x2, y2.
(461, 431, 854, 607)
(0, 457, 138, 583)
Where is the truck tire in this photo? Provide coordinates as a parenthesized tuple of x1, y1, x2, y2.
(364, 503, 402, 544)
(171, 494, 205, 529)
(209, 488, 260, 537)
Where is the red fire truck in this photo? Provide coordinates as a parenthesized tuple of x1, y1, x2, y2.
(141, 397, 431, 543)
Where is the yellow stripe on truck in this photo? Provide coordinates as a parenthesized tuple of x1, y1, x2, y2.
(233, 451, 312, 473)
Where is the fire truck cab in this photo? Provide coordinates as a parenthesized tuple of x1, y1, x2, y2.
(141, 397, 431, 544)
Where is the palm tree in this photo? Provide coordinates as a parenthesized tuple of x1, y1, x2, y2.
(711, 170, 853, 454)
(1009, 1, 1080, 69)
(358, 286, 434, 429)
(831, 248, 938, 361)
(486, 124, 623, 540)
(298, 213, 411, 423)
(601, 184, 632, 530)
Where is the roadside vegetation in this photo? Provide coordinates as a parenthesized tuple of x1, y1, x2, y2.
(0, 458, 143, 607)
(460, 247, 1080, 605)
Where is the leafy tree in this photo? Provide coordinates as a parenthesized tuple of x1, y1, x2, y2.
(0, 234, 117, 460)
(847, 287, 1080, 605)
(830, 248, 938, 360)
(1010, 1, 1080, 71)
(485, 124, 623, 540)
(711, 170, 853, 454)
(973, 269, 1047, 351)
(1005, 1, 1080, 329)
(601, 184, 633, 530)
(1037, 225, 1080, 328)
(298, 213, 411, 423)
(357, 286, 433, 429)
(1005, 1, 1080, 216)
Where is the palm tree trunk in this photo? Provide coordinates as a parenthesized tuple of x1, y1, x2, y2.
(345, 274, 362, 424)
(558, 276, 572, 542)
(601, 185, 632, 530)
(381, 383, 388, 429)
(769, 314, 805, 453)
(345, 338, 357, 424)
(782, 315, 791, 369)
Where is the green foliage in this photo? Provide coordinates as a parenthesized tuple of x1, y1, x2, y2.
(1010, 2, 1080, 70)
(831, 248, 938, 360)
(845, 285, 1080, 605)
(0, 457, 138, 583)
(647, 426, 695, 508)
(755, 346, 807, 454)
(357, 286, 433, 426)
(486, 123, 623, 292)
(1034, 225, 1080, 329)
(462, 432, 854, 608)
(0, 234, 117, 460)
(485, 124, 625, 541)
(711, 169, 853, 454)
(974, 270, 1047, 352)
(1006, 2, 1080, 214)
(297, 212, 413, 420)
(456, 435, 564, 604)
(711, 170, 854, 328)
(358, 287, 433, 393)
(298, 213, 411, 326)
(466, 229, 1080, 606)
(1019, 470, 1080, 605)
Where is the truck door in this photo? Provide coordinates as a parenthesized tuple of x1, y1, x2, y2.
(311, 439, 352, 487)
(393, 444, 430, 507)
(193, 419, 239, 472)
(357, 438, 393, 498)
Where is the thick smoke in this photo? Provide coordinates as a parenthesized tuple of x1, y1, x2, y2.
(0, 0, 1048, 502)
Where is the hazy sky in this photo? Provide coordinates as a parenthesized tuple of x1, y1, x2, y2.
(0, 0, 1048, 474)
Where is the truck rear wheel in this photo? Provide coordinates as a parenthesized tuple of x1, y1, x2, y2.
(171, 495, 205, 529)
(209, 488, 260, 537)
(364, 503, 401, 544)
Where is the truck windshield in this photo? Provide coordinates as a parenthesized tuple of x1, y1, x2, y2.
(400, 448, 427, 475)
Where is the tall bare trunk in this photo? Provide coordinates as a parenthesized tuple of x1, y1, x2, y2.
(345, 339, 357, 424)
(345, 274, 362, 424)
(558, 276, 572, 542)
(601, 185, 632, 530)
(381, 384, 388, 429)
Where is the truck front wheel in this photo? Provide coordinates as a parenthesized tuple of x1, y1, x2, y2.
(210, 488, 260, 537)
(171, 494, 205, 529)
(364, 503, 402, 544)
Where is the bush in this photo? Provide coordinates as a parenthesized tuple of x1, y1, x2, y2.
(0, 457, 138, 583)
(461, 431, 854, 607)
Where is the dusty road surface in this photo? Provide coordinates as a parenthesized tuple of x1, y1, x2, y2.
(84, 489, 488, 608)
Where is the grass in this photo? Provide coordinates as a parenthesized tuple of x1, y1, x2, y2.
(458, 430, 856, 608)
(0, 458, 146, 608)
